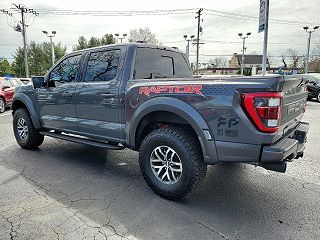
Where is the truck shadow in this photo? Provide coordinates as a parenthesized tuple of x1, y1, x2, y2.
(0, 139, 318, 240)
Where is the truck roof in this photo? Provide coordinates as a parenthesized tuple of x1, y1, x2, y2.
(72, 42, 185, 55)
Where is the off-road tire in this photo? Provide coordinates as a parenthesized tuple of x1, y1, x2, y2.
(13, 108, 44, 149)
(139, 127, 207, 200)
(0, 98, 5, 113)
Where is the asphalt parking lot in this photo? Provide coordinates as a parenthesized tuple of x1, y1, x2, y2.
(0, 102, 319, 240)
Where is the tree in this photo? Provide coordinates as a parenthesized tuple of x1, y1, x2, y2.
(128, 27, 159, 44)
(0, 59, 13, 76)
(73, 34, 115, 51)
(284, 48, 302, 69)
(11, 48, 24, 77)
(209, 57, 228, 67)
(12, 41, 66, 77)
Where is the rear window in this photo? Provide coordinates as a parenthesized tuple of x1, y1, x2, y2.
(134, 48, 192, 79)
(10, 79, 22, 87)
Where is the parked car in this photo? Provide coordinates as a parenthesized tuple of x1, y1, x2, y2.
(301, 73, 320, 102)
(0, 78, 23, 113)
(11, 43, 309, 199)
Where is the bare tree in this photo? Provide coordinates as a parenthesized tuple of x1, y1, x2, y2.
(309, 45, 320, 72)
(209, 57, 228, 67)
(128, 27, 159, 44)
(285, 48, 302, 68)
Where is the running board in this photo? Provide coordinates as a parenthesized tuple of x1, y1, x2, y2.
(39, 131, 124, 150)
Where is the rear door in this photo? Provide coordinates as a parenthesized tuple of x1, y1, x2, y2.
(75, 47, 125, 142)
(38, 53, 83, 131)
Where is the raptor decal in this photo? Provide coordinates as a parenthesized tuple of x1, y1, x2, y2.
(139, 85, 203, 96)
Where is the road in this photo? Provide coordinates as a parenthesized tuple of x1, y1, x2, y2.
(0, 102, 319, 240)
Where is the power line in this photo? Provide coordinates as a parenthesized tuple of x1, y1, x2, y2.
(4, 7, 319, 26)
(7, 8, 196, 16)
(204, 8, 319, 26)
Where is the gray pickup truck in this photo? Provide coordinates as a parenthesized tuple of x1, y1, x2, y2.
(11, 43, 309, 199)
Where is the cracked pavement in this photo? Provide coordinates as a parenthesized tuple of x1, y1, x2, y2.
(0, 101, 320, 240)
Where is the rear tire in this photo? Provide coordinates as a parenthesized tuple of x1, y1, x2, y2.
(139, 127, 207, 200)
(0, 98, 5, 113)
(13, 108, 44, 149)
(317, 91, 320, 103)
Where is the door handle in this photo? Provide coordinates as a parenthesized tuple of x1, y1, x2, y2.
(62, 91, 73, 98)
(101, 93, 115, 98)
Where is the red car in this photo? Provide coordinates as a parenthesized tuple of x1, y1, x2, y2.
(0, 78, 23, 113)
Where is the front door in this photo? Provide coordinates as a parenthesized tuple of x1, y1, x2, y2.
(75, 48, 124, 142)
(38, 54, 83, 131)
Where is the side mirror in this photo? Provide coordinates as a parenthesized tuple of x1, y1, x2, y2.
(32, 76, 45, 89)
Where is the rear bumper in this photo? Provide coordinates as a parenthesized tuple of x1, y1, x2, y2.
(260, 122, 309, 162)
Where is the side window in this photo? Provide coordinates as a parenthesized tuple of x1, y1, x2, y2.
(134, 48, 192, 79)
(48, 54, 82, 87)
(134, 48, 174, 79)
(172, 52, 192, 77)
(84, 50, 121, 82)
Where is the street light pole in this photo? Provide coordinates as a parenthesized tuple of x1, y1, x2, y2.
(238, 32, 251, 75)
(42, 30, 56, 66)
(303, 26, 319, 73)
(115, 33, 127, 43)
(183, 35, 195, 59)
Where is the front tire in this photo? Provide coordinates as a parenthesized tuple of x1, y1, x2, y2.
(139, 127, 207, 200)
(13, 108, 44, 149)
(0, 98, 5, 113)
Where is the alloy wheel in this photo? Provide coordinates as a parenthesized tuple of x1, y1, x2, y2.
(17, 118, 29, 140)
(150, 146, 183, 185)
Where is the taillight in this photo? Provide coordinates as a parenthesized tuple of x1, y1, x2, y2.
(241, 92, 283, 133)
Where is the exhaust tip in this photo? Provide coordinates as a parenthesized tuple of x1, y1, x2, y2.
(259, 162, 287, 173)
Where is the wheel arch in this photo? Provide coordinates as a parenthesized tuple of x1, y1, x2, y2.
(127, 97, 218, 163)
(11, 93, 41, 129)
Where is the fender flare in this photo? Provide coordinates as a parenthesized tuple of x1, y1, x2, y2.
(11, 93, 41, 129)
(127, 97, 218, 163)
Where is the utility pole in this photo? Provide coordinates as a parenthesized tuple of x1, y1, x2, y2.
(261, 0, 269, 75)
(183, 35, 195, 59)
(303, 26, 319, 73)
(195, 8, 203, 75)
(42, 31, 56, 66)
(13, 4, 39, 78)
(238, 32, 251, 75)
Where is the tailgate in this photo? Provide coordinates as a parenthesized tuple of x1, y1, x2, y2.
(280, 75, 308, 134)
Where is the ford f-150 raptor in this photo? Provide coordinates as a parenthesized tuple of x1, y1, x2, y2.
(11, 43, 309, 199)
